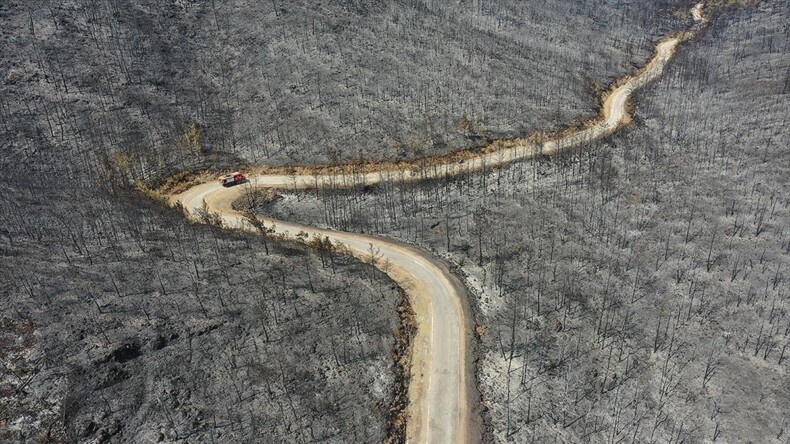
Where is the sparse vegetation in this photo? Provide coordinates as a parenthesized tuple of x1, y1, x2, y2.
(0, 176, 403, 442)
(255, 1, 790, 442)
(2, 0, 786, 442)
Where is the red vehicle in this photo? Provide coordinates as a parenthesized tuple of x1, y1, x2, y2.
(218, 171, 245, 187)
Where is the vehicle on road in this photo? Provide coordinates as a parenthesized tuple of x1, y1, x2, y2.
(218, 172, 245, 187)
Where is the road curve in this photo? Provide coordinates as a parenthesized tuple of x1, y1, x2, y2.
(169, 4, 706, 443)
(173, 182, 482, 443)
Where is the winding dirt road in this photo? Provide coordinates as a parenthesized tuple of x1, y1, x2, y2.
(173, 182, 481, 443)
(170, 5, 706, 443)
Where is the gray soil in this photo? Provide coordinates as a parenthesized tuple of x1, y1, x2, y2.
(3, 0, 785, 442)
(0, 172, 403, 443)
(256, 1, 790, 442)
(2, 0, 684, 182)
